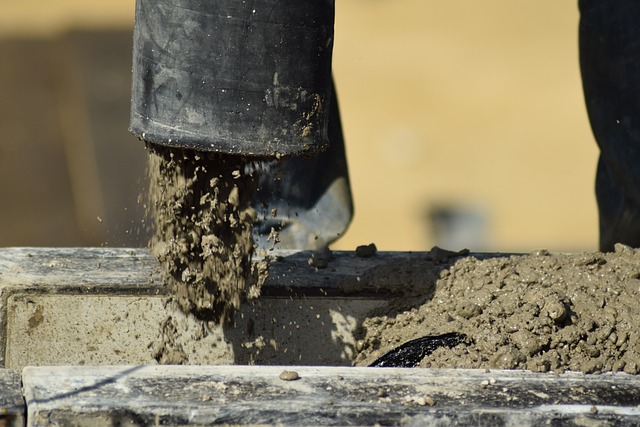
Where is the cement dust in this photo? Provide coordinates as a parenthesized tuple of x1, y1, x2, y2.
(355, 244, 640, 374)
(146, 144, 269, 364)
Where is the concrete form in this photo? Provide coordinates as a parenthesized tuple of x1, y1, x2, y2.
(0, 247, 409, 369)
(4, 247, 640, 425)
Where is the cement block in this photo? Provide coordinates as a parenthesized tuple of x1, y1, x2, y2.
(0, 247, 421, 369)
(0, 369, 25, 427)
(22, 365, 640, 426)
(0, 247, 161, 369)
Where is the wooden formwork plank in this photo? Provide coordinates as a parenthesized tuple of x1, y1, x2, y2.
(22, 365, 640, 426)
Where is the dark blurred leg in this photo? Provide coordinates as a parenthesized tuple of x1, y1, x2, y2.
(579, 0, 640, 251)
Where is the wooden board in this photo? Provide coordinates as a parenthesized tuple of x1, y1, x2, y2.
(22, 365, 640, 426)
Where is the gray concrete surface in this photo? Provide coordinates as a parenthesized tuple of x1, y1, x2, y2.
(0, 247, 424, 369)
(21, 365, 640, 426)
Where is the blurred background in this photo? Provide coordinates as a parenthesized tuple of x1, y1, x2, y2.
(0, 1, 598, 252)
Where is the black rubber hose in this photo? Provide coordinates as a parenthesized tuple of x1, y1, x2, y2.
(369, 333, 468, 368)
(129, 0, 335, 157)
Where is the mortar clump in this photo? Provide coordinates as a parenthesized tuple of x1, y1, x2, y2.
(147, 144, 269, 324)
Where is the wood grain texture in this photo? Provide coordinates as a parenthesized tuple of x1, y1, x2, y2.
(22, 365, 640, 426)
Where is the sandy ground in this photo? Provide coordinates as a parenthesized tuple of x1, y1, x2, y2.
(355, 244, 640, 374)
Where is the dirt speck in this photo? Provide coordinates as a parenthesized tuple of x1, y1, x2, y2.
(279, 370, 300, 381)
(355, 243, 377, 258)
(28, 306, 44, 330)
(308, 248, 332, 269)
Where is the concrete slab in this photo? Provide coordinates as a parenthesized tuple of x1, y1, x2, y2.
(22, 365, 640, 426)
(0, 247, 436, 369)
(0, 369, 25, 427)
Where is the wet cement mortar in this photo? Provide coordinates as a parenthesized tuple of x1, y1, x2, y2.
(146, 144, 269, 364)
(354, 244, 640, 374)
(144, 144, 640, 372)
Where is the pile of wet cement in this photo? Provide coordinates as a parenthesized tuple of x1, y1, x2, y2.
(355, 244, 640, 374)
(146, 145, 268, 318)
